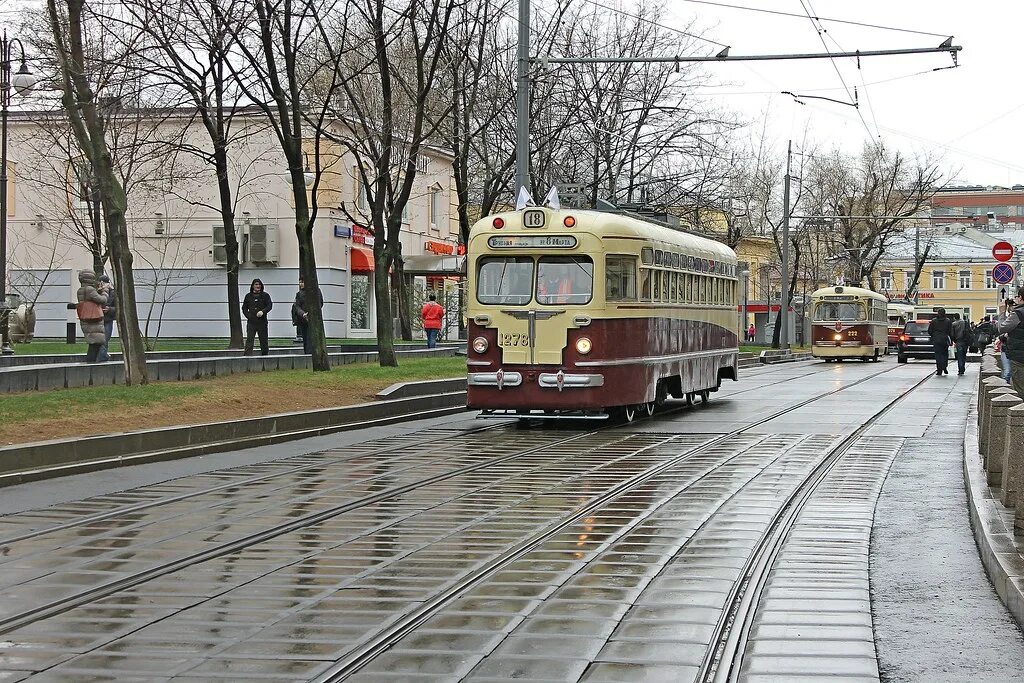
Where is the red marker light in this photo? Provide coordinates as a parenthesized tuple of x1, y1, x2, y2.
(492, 217, 505, 229)
(563, 215, 576, 228)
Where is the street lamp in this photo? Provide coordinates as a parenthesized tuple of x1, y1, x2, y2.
(1, 30, 37, 355)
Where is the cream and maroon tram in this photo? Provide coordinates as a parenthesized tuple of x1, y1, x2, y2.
(810, 285, 888, 362)
(465, 206, 739, 421)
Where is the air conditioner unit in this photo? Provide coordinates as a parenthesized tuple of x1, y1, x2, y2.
(212, 224, 228, 266)
(249, 223, 279, 264)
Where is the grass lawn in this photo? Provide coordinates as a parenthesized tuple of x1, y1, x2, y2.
(0, 356, 467, 446)
(10, 337, 431, 355)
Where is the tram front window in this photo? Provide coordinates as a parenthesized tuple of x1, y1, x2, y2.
(815, 301, 866, 321)
(477, 257, 534, 305)
(537, 256, 594, 305)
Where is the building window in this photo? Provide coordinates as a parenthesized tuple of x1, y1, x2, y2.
(356, 174, 369, 212)
(904, 271, 914, 292)
(428, 187, 444, 228)
(959, 270, 971, 289)
(879, 271, 893, 290)
(932, 270, 945, 290)
(985, 269, 996, 289)
(986, 306, 998, 318)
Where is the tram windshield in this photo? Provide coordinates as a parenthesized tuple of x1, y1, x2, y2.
(537, 256, 594, 305)
(476, 257, 534, 305)
(815, 301, 866, 321)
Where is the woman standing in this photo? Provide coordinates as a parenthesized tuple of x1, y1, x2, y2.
(76, 270, 108, 363)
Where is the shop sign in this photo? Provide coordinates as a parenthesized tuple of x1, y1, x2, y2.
(424, 240, 455, 255)
(333, 225, 352, 238)
(352, 224, 375, 246)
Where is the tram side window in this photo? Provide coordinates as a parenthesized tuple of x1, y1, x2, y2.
(640, 268, 652, 301)
(662, 271, 671, 302)
(669, 272, 678, 303)
(605, 256, 637, 301)
(678, 273, 687, 302)
(537, 256, 594, 305)
(477, 257, 534, 305)
(653, 269, 662, 300)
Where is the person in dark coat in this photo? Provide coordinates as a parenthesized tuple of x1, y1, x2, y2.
(927, 307, 953, 376)
(291, 276, 323, 355)
(98, 274, 116, 362)
(951, 316, 974, 376)
(242, 278, 272, 356)
(996, 293, 1024, 397)
(76, 270, 108, 363)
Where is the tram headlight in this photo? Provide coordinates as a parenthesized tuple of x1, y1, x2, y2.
(833, 333, 842, 341)
(472, 336, 489, 354)
(575, 337, 593, 355)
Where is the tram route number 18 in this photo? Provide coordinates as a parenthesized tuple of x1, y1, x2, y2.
(499, 332, 530, 347)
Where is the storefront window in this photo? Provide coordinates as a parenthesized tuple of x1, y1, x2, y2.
(350, 273, 371, 330)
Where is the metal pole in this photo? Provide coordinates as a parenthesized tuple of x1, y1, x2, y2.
(779, 140, 792, 349)
(515, 0, 530, 196)
(0, 32, 12, 355)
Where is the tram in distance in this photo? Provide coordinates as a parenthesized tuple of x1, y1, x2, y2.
(886, 301, 915, 349)
(810, 285, 889, 362)
(465, 206, 740, 421)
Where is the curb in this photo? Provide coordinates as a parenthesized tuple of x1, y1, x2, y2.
(962, 402, 1024, 629)
(0, 389, 469, 488)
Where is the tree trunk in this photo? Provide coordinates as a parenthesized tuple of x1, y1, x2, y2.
(373, 250, 397, 366)
(393, 254, 413, 341)
(213, 146, 243, 349)
(290, 172, 329, 371)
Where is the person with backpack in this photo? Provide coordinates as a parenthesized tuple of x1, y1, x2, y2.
(75, 270, 108, 363)
(951, 315, 975, 376)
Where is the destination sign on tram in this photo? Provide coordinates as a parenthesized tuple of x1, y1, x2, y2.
(487, 235, 577, 249)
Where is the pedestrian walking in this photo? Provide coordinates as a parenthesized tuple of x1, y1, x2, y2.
(951, 316, 974, 376)
(927, 307, 953, 376)
(242, 278, 272, 356)
(75, 270, 108, 363)
(421, 293, 444, 349)
(746, 323, 756, 343)
(291, 275, 322, 355)
(996, 293, 1024, 397)
(98, 274, 116, 362)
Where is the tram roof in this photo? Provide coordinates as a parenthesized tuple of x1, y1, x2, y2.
(470, 208, 737, 262)
(810, 285, 887, 301)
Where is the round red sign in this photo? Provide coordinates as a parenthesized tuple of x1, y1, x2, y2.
(993, 241, 1015, 262)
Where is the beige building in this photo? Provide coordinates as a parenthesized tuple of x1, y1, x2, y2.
(872, 223, 1024, 321)
(4, 109, 458, 339)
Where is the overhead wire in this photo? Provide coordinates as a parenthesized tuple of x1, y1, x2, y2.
(672, 0, 949, 38)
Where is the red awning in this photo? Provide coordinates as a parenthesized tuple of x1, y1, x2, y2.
(351, 247, 374, 272)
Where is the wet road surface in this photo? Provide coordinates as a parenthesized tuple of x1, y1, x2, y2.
(1, 359, 1019, 681)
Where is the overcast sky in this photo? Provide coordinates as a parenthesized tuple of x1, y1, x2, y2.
(651, 0, 1021, 186)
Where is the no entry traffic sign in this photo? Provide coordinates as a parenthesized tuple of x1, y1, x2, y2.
(992, 262, 1016, 285)
(993, 241, 1015, 262)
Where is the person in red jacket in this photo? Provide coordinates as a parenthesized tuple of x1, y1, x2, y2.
(421, 293, 445, 348)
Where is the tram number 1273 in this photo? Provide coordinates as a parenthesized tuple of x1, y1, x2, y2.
(499, 332, 530, 347)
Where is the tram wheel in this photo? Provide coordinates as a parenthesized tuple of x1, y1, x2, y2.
(684, 392, 694, 406)
(611, 404, 636, 424)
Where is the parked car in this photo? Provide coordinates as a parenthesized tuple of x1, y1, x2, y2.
(897, 320, 953, 363)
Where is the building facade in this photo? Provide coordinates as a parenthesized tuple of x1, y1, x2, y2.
(872, 223, 1024, 322)
(930, 186, 1024, 228)
(4, 110, 459, 340)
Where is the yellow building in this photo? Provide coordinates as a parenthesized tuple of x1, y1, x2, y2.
(872, 224, 1023, 322)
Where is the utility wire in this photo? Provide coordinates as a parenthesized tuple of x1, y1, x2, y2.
(674, 0, 949, 38)
(579, 0, 729, 49)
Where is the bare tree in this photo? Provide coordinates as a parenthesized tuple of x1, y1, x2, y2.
(45, 0, 148, 383)
(805, 144, 943, 288)
(324, 0, 458, 366)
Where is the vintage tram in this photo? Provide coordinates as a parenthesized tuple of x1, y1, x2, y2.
(810, 285, 888, 362)
(465, 206, 739, 421)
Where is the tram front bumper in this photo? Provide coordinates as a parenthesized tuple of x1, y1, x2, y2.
(467, 370, 604, 391)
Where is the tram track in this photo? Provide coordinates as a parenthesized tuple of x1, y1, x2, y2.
(0, 362, 908, 645)
(696, 369, 933, 683)
(312, 362, 921, 680)
(0, 358, 826, 551)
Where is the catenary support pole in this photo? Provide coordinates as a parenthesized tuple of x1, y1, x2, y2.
(779, 140, 792, 349)
(515, 0, 530, 196)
